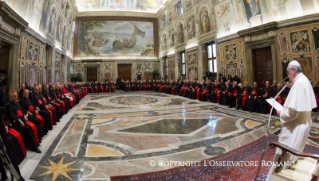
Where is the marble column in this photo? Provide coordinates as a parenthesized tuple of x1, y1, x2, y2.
(198, 44, 206, 82)
(175, 52, 179, 80)
(46, 46, 55, 83)
(9, 43, 19, 93)
(62, 55, 67, 83)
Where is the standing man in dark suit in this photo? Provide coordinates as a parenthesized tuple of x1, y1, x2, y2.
(116, 76, 120, 90)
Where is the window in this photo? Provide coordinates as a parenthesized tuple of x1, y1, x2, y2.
(175, 0, 183, 18)
(207, 42, 217, 73)
(181, 52, 186, 75)
(161, 15, 166, 28)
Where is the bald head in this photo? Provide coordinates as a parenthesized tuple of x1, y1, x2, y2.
(23, 89, 29, 98)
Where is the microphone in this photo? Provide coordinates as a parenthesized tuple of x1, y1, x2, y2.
(282, 76, 289, 83)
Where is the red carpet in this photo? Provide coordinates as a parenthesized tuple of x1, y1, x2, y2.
(111, 134, 319, 181)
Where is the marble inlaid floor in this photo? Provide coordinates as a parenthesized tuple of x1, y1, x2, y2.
(18, 91, 319, 180)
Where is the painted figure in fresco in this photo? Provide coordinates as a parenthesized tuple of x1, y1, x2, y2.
(162, 34, 167, 50)
(28, 43, 38, 62)
(200, 7, 210, 35)
(48, 7, 56, 34)
(243, 0, 261, 22)
(61, 0, 67, 10)
(178, 23, 184, 44)
(189, 67, 197, 80)
(168, 10, 172, 23)
(247, 0, 260, 16)
(187, 16, 196, 39)
(62, 26, 66, 47)
(56, 18, 61, 42)
(169, 30, 175, 47)
(185, 0, 192, 10)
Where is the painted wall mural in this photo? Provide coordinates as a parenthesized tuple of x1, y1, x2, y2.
(276, 23, 319, 81)
(134, 62, 159, 80)
(289, 30, 311, 53)
(198, 7, 211, 35)
(77, 20, 155, 57)
(218, 39, 245, 81)
(186, 50, 198, 80)
(4, 0, 75, 56)
(27, 64, 37, 87)
(18, 33, 45, 89)
(278, 33, 289, 55)
(187, 15, 196, 40)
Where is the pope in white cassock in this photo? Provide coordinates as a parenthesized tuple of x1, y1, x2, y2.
(266, 60, 317, 180)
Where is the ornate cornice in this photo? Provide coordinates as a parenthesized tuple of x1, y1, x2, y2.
(0, 2, 28, 30)
(237, 22, 278, 37)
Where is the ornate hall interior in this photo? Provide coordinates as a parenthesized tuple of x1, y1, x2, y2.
(0, 0, 319, 180)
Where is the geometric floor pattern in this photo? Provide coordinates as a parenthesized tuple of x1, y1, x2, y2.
(25, 91, 293, 180)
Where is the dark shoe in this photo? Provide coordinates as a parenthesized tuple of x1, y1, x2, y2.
(35, 148, 42, 153)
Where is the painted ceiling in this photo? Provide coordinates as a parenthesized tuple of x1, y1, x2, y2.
(74, 0, 168, 13)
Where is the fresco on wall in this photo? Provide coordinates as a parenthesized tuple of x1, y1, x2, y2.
(290, 30, 311, 53)
(278, 33, 289, 55)
(28, 42, 39, 62)
(78, 20, 155, 57)
(187, 15, 196, 40)
(39, 65, 43, 84)
(188, 67, 197, 80)
(177, 23, 184, 44)
(168, 28, 175, 48)
(226, 62, 237, 77)
(75, 0, 167, 12)
(19, 36, 28, 60)
(28, 64, 37, 87)
(161, 33, 167, 50)
(242, 0, 261, 23)
(214, 0, 236, 37)
(184, 0, 193, 12)
(225, 44, 237, 61)
(199, 7, 211, 35)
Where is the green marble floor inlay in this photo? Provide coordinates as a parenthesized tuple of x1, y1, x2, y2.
(118, 119, 216, 134)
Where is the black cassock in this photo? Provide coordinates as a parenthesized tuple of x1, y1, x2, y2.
(19, 97, 43, 142)
(226, 86, 241, 108)
(243, 87, 261, 112)
(237, 86, 252, 109)
(7, 101, 38, 151)
(218, 83, 228, 105)
(257, 87, 272, 114)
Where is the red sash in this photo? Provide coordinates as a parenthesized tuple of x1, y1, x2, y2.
(25, 121, 39, 143)
(196, 87, 200, 99)
(35, 114, 45, 127)
(242, 90, 249, 107)
(38, 99, 43, 105)
(251, 91, 257, 95)
(45, 108, 54, 125)
(28, 105, 34, 112)
(17, 110, 23, 117)
(8, 128, 26, 156)
(43, 98, 47, 104)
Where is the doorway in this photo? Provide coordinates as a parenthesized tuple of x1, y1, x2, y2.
(118, 64, 131, 81)
(87, 67, 97, 82)
(253, 47, 273, 88)
(0, 45, 10, 94)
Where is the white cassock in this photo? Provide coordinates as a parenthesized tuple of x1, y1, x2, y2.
(266, 72, 317, 180)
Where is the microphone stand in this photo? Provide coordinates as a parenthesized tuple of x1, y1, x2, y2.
(254, 81, 289, 180)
